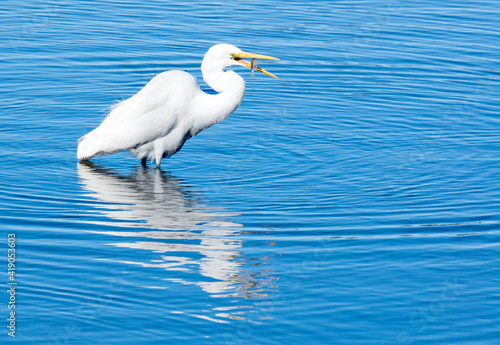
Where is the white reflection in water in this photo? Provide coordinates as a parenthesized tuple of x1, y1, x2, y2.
(77, 162, 275, 311)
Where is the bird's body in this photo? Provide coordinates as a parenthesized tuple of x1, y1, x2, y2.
(77, 44, 279, 166)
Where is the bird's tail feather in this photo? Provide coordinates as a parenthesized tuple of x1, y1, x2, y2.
(77, 135, 100, 160)
(77, 124, 125, 160)
(77, 125, 113, 160)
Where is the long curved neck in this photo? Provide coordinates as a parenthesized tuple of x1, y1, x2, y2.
(202, 68, 246, 117)
(201, 58, 246, 94)
(190, 59, 246, 135)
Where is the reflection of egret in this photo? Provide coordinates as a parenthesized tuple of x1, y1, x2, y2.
(77, 161, 274, 301)
(78, 161, 240, 231)
(77, 44, 280, 166)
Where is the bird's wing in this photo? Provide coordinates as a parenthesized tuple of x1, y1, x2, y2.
(78, 71, 200, 158)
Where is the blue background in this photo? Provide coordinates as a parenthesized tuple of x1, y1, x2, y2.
(1, 0, 499, 344)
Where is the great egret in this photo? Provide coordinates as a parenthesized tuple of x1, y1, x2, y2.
(77, 44, 280, 166)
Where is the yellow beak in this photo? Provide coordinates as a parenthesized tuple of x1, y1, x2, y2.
(231, 52, 280, 79)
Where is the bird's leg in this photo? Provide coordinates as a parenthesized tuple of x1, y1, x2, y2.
(154, 149, 162, 169)
(141, 158, 147, 167)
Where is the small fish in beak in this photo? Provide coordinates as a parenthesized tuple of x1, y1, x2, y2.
(231, 51, 280, 79)
(250, 58, 257, 77)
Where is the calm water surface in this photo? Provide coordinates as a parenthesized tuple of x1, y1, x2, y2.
(1, 0, 499, 344)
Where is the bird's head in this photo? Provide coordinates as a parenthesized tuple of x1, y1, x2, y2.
(204, 44, 280, 79)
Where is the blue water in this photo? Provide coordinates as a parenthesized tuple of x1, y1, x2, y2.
(1, 0, 500, 344)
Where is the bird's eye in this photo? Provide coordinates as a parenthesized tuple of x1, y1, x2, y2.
(230, 53, 241, 61)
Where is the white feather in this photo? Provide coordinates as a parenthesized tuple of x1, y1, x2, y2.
(77, 44, 264, 166)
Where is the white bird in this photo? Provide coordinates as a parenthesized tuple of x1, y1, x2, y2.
(77, 44, 280, 167)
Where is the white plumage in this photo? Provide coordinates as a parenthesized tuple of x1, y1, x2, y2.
(77, 44, 279, 166)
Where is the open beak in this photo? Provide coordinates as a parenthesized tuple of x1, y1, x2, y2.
(231, 52, 280, 79)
